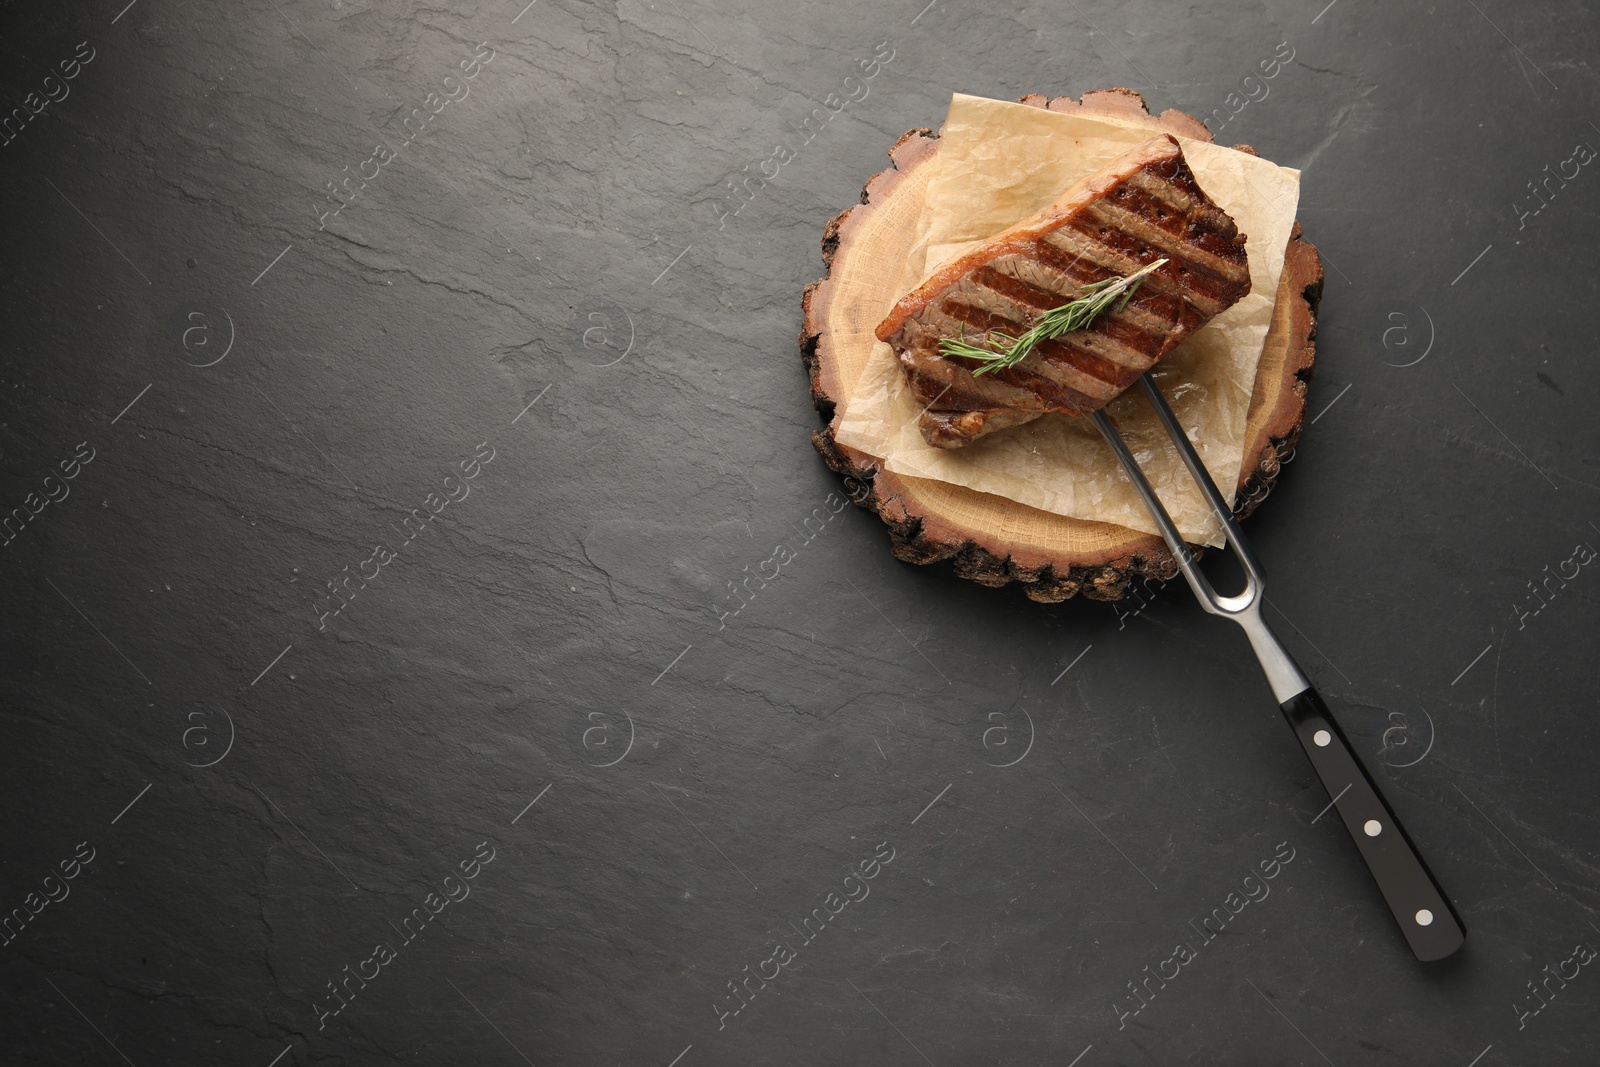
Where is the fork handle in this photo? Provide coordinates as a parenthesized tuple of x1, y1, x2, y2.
(1281, 685, 1465, 960)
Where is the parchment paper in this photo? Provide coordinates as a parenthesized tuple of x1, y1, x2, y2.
(833, 94, 1301, 546)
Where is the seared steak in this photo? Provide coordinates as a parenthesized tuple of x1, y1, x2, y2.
(875, 135, 1252, 448)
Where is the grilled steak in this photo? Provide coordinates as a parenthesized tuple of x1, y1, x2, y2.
(875, 135, 1251, 448)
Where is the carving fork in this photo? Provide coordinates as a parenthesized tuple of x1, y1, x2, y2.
(1092, 373, 1465, 961)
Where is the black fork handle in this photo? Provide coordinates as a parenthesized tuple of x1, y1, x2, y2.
(1281, 685, 1465, 961)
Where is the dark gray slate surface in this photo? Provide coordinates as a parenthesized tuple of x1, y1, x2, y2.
(2, 1, 1597, 1064)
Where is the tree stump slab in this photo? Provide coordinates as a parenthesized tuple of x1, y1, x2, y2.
(799, 90, 1324, 602)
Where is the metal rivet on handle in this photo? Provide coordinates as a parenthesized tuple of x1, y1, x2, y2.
(1415, 909, 1434, 926)
(1313, 729, 1331, 747)
(1364, 820, 1382, 837)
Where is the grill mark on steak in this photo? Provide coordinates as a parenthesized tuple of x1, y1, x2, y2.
(1080, 202, 1249, 285)
(918, 304, 1112, 407)
(1057, 219, 1240, 315)
(1123, 170, 1235, 234)
(971, 263, 1072, 313)
(1023, 242, 1198, 335)
(969, 266, 1165, 372)
(937, 297, 1031, 344)
(1110, 182, 1243, 261)
(986, 255, 1186, 343)
(1036, 217, 1248, 313)
(876, 134, 1252, 448)
(1032, 337, 1133, 401)
(960, 265, 1177, 369)
(935, 269, 1151, 392)
(1035, 229, 1231, 317)
(897, 319, 1040, 406)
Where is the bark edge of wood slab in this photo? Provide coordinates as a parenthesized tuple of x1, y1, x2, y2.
(799, 89, 1324, 603)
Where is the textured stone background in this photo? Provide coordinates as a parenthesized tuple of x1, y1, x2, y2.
(2, 1, 1597, 1064)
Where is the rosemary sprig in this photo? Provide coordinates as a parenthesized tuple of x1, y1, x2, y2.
(937, 257, 1168, 376)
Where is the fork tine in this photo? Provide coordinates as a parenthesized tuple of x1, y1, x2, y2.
(1135, 374, 1266, 593)
(1089, 408, 1219, 610)
(1091, 373, 1267, 617)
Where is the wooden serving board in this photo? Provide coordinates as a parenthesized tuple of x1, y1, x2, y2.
(799, 89, 1324, 602)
